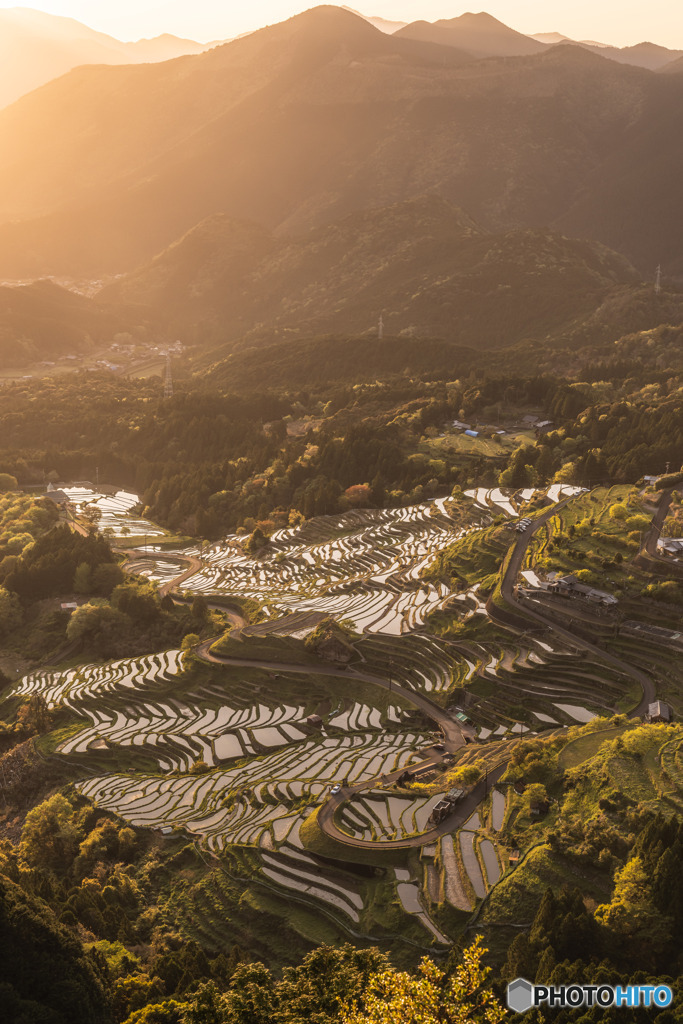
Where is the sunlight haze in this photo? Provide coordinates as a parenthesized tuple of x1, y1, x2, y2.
(1, 0, 682, 47)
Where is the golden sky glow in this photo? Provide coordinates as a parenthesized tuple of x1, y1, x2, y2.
(1, 1, 682, 48)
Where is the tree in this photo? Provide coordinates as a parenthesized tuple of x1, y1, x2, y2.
(525, 783, 548, 812)
(66, 601, 126, 643)
(73, 561, 93, 595)
(0, 586, 22, 635)
(0, 473, 17, 492)
(124, 1000, 190, 1024)
(0, 873, 109, 1023)
(276, 944, 389, 1023)
(92, 561, 125, 596)
(341, 938, 505, 1024)
(14, 694, 51, 737)
(191, 596, 209, 623)
(223, 962, 276, 1024)
(448, 764, 482, 788)
(181, 633, 200, 653)
(182, 981, 227, 1024)
(19, 793, 80, 872)
(111, 581, 160, 623)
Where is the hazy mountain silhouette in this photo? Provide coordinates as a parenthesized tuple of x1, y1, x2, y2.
(396, 12, 546, 58)
(341, 7, 406, 34)
(531, 31, 683, 70)
(401, 16, 683, 69)
(0, 7, 682, 277)
(0, 278, 137, 367)
(661, 54, 683, 74)
(0, 7, 218, 109)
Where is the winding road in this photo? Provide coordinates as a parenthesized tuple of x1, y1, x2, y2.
(73, 486, 660, 858)
(489, 499, 656, 718)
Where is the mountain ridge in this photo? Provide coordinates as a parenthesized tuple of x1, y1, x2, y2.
(0, 6, 219, 109)
(0, 7, 681, 276)
(99, 195, 640, 353)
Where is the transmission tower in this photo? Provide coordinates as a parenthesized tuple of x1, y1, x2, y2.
(163, 355, 173, 399)
(378, 314, 384, 340)
(655, 265, 662, 295)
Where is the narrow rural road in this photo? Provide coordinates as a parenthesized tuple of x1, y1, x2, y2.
(194, 639, 495, 850)
(317, 760, 508, 851)
(634, 488, 683, 577)
(490, 497, 656, 718)
(196, 640, 470, 751)
(119, 550, 202, 597)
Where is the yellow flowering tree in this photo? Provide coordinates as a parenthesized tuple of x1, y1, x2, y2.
(341, 937, 505, 1024)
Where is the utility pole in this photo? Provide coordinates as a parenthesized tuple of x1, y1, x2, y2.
(164, 355, 173, 399)
(655, 265, 662, 295)
(378, 315, 384, 340)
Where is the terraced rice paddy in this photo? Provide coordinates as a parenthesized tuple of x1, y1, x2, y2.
(459, 831, 487, 899)
(464, 484, 584, 518)
(440, 835, 472, 911)
(338, 790, 444, 841)
(20, 482, 642, 940)
(62, 487, 166, 538)
(78, 730, 427, 850)
(137, 497, 485, 636)
(491, 789, 506, 831)
(463, 639, 621, 736)
(395, 872, 450, 944)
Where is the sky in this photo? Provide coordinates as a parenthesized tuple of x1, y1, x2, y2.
(2, 0, 683, 48)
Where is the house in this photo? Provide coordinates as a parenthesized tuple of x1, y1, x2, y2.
(509, 849, 520, 866)
(647, 701, 671, 723)
(548, 574, 618, 606)
(44, 488, 69, 507)
(306, 714, 323, 729)
(529, 797, 549, 817)
(522, 415, 539, 426)
(535, 420, 553, 434)
(657, 538, 683, 556)
(451, 420, 470, 431)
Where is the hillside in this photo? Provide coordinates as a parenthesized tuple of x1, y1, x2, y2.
(0, 8, 681, 278)
(662, 54, 683, 73)
(0, 7, 216, 110)
(102, 196, 638, 351)
(396, 12, 546, 58)
(0, 279, 141, 369)
(405, 17, 683, 69)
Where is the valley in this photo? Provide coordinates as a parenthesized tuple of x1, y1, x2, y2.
(3, 475, 678, 967)
(0, 4, 682, 1020)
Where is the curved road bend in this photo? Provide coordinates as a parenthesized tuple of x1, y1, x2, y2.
(318, 761, 508, 851)
(196, 640, 469, 752)
(196, 640, 504, 851)
(491, 497, 655, 717)
(634, 488, 683, 577)
(119, 550, 202, 597)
